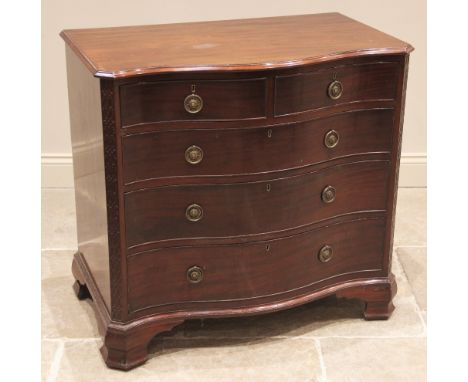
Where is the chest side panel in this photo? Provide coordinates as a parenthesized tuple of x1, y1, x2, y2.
(65, 46, 111, 310)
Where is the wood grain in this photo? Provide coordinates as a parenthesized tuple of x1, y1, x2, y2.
(122, 108, 394, 185)
(60, 13, 413, 78)
(275, 61, 398, 116)
(65, 46, 111, 310)
(124, 160, 390, 248)
(120, 78, 267, 126)
(127, 217, 386, 313)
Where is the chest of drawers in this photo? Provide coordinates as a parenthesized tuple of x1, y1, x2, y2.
(61, 13, 412, 370)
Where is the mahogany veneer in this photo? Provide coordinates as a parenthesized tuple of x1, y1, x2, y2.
(122, 109, 394, 184)
(124, 160, 390, 248)
(61, 13, 412, 370)
(120, 77, 267, 125)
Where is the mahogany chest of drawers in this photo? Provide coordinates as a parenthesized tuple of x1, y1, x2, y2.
(61, 13, 412, 370)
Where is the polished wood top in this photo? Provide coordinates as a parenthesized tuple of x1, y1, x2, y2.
(60, 13, 413, 78)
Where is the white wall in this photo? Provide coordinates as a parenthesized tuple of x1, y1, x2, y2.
(42, 0, 426, 187)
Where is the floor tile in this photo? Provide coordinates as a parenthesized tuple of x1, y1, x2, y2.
(42, 274, 100, 339)
(57, 338, 322, 382)
(392, 251, 416, 301)
(58, 341, 152, 382)
(154, 337, 322, 382)
(42, 340, 61, 382)
(394, 188, 426, 246)
(42, 250, 74, 280)
(421, 310, 426, 324)
(321, 337, 426, 382)
(397, 247, 427, 311)
(42, 189, 77, 250)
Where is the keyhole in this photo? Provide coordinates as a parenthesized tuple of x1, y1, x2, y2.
(266, 183, 271, 192)
(267, 129, 272, 138)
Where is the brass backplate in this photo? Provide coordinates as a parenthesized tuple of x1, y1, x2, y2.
(327, 80, 343, 100)
(324, 130, 340, 148)
(186, 203, 203, 222)
(185, 145, 204, 164)
(321, 185, 336, 203)
(318, 245, 333, 263)
(187, 266, 204, 283)
(184, 94, 203, 113)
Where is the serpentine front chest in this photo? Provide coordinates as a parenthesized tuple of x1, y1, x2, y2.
(61, 13, 412, 370)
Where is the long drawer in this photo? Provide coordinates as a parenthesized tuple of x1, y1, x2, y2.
(124, 160, 390, 248)
(122, 108, 394, 185)
(127, 217, 386, 313)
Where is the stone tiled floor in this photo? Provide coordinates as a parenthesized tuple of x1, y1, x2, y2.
(42, 188, 427, 381)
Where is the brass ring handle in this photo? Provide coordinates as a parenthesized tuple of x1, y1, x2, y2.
(324, 130, 340, 149)
(327, 80, 343, 100)
(321, 185, 336, 203)
(187, 266, 204, 283)
(185, 145, 204, 165)
(184, 94, 203, 113)
(318, 245, 333, 263)
(186, 203, 203, 222)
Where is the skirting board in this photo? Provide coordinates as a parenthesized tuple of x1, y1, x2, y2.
(398, 154, 427, 188)
(41, 154, 74, 189)
(41, 153, 427, 189)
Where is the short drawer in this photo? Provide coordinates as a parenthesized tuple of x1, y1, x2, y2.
(275, 61, 399, 116)
(124, 160, 390, 248)
(127, 218, 385, 313)
(120, 78, 267, 126)
(122, 108, 394, 184)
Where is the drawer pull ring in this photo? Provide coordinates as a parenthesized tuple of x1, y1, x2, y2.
(187, 266, 204, 283)
(185, 145, 204, 164)
(184, 93, 203, 114)
(318, 245, 333, 263)
(324, 130, 340, 148)
(327, 80, 343, 100)
(186, 204, 203, 222)
(321, 185, 336, 203)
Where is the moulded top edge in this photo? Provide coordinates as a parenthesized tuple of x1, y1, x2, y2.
(60, 13, 413, 79)
(89, 48, 412, 79)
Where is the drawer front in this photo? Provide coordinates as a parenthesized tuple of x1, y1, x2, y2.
(127, 218, 385, 312)
(275, 62, 399, 116)
(122, 109, 393, 184)
(120, 78, 267, 126)
(124, 160, 389, 248)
